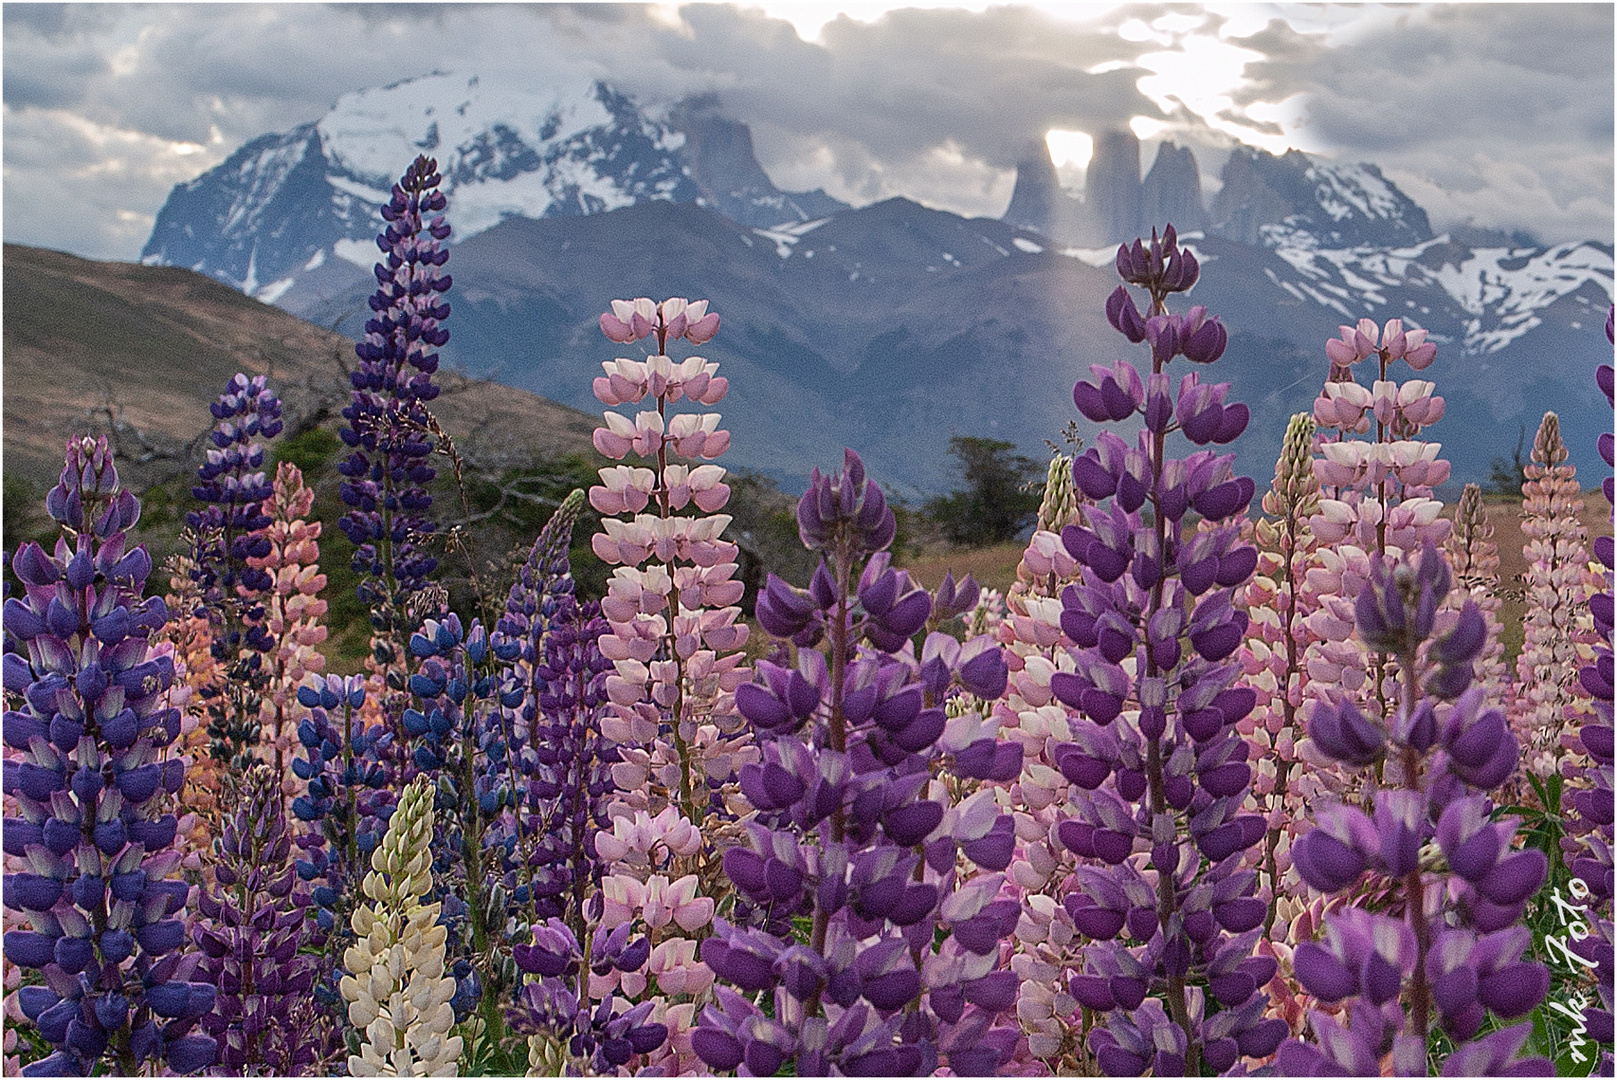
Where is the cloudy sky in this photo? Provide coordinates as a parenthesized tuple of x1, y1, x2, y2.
(4, 2, 1611, 261)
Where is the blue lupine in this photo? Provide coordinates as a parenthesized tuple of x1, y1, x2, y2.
(508, 918, 667, 1072)
(289, 674, 396, 938)
(186, 372, 283, 768)
(192, 762, 337, 1073)
(337, 155, 448, 615)
(406, 607, 526, 1020)
(2, 436, 216, 1076)
(490, 490, 617, 937)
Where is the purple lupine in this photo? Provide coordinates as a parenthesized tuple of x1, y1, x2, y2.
(1559, 305, 1615, 1064)
(337, 154, 447, 626)
(523, 593, 615, 938)
(507, 917, 667, 1072)
(187, 372, 283, 769)
(2, 436, 216, 1075)
(492, 490, 616, 939)
(692, 449, 1023, 1076)
(193, 761, 336, 1074)
(1053, 226, 1278, 1074)
(1275, 540, 1552, 1075)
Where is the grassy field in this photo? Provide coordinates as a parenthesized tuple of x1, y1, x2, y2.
(899, 491, 1614, 667)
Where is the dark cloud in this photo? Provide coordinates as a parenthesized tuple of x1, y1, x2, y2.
(1229, 4, 1612, 242)
(2, 2, 1610, 260)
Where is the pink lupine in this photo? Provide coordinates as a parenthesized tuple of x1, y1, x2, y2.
(599, 874, 715, 936)
(1516, 411, 1601, 781)
(588, 297, 753, 835)
(1302, 316, 1452, 783)
(591, 806, 704, 867)
(247, 462, 328, 776)
(1233, 414, 1320, 938)
(1444, 483, 1510, 704)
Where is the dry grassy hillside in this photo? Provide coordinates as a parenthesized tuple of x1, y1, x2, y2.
(2, 243, 598, 489)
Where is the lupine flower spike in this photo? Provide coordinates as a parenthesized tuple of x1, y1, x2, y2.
(697, 449, 1024, 1075)
(1237, 412, 1322, 936)
(3, 436, 217, 1075)
(1277, 541, 1551, 1076)
(1516, 411, 1600, 781)
(341, 775, 463, 1076)
(338, 154, 449, 706)
(193, 762, 335, 1072)
(589, 297, 751, 1063)
(250, 462, 329, 775)
(187, 373, 284, 770)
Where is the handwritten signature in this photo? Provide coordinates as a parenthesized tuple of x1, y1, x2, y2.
(1543, 878, 1598, 1064)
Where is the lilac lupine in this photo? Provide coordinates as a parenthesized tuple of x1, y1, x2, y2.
(193, 761, 336, 1074)
(1051, 226, 1278, 1075)
(1, 436, 216, 1075)
(1560, 306, 1615, 1064)
(1275, 540, 1552, 1075)
(508, 917, 667, 1073)
(692, 449, 1024, 1076)
(187, 373, 284, 769)
(337, 154, 447, 635)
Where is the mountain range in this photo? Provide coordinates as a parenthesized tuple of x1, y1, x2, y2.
(138, 74, 1616, 496)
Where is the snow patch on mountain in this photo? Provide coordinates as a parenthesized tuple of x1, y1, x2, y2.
(1260, 223, 1613, 353)
(753, 218, 830, 258)
(1312, 162, 1405, 225)
(333, 238, 377, 268)
(315, 72, 609, 189)
(1431, 240, 1615, 354)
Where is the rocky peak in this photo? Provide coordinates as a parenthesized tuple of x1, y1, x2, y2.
(1085, 129, 1143, 246)
(668, 96, 848, 228)
(1210, 145, 1433, 249)
(1140, 141, 1207, 234)
(1002, 139, 1079, 239)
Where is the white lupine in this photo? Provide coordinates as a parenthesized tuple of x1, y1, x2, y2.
(341, 778, 463, 1077)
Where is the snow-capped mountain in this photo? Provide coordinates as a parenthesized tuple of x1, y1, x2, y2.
(1259, 227, 1613, 355)
(139, 73, 845, 302)
(139, 75, 1612, 495)
(1210, 146, 1432, 250)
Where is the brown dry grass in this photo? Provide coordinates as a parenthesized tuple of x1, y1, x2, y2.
(897, 491, 1615, 661)
(2, 243, 599, 488)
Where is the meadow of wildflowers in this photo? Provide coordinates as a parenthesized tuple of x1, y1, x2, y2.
(2, 153, 1611, 1078)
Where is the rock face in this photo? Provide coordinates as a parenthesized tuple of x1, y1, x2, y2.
(140, 73, 846, 303)
(1085, 129, 1144, 246)
(1001, 140, 1083, 239)
(1140, 141, 1207, 235)
(1209, 145, 1433, 248)
(668, 95, 847, 228)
